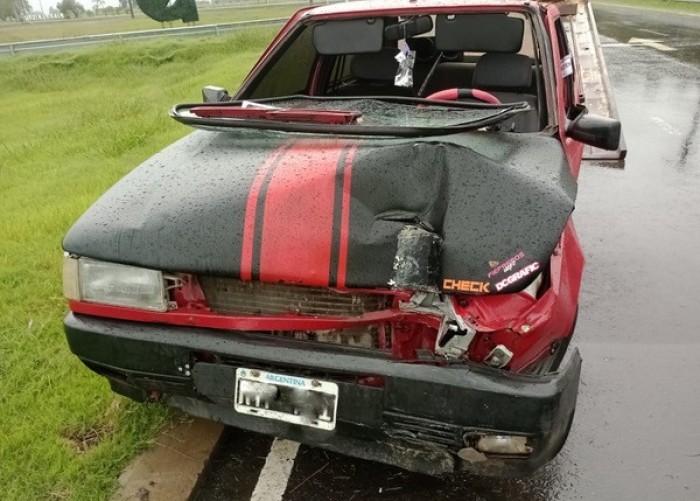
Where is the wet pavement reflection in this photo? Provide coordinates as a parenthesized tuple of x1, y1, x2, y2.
(594, 4, 700, 66)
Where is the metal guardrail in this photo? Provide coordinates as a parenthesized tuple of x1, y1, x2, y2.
(0, 17, 287, 56)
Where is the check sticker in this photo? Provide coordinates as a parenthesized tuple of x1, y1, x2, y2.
(561, 54, 574, 78)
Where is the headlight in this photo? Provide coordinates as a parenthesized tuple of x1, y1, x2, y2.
(63, 255, 168, 312)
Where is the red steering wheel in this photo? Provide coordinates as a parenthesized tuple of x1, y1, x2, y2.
(426, 88, 501, 105)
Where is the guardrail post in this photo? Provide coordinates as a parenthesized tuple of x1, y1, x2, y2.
(0, 19, 287, 56)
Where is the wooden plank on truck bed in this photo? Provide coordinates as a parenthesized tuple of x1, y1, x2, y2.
(558, 0, 627, 161)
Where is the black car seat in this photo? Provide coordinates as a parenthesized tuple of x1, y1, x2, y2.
(332, 48, 413, 97)
(472, 53, 540, 132)
(432, 13, 542, 132)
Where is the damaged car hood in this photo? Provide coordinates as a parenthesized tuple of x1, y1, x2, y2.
(63, 129, 576, 294)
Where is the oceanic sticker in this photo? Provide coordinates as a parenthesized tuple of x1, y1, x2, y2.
(495, 262, 540, 292)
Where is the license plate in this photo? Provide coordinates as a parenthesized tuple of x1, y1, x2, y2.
(234, 368, 338, 431)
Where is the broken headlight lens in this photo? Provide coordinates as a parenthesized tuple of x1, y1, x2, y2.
(63, 256, 168, 312)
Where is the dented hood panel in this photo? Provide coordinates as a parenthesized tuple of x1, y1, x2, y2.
(63, 129, 576, 294)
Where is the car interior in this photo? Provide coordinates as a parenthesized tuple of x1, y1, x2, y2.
(319, 13, 546, 132)
(244, 12, 547, 133)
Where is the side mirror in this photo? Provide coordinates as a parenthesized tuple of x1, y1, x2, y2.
(566, 106, 621, 151)
(202, 85, 231, 103)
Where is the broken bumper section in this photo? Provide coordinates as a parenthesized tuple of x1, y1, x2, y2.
(65, 313, 581, 477)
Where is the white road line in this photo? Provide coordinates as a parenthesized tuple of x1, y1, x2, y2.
(650, 116, 683, 136)
(250, 438, 300, 501)
(628, 37, 677, 52)
(601, 42, 629, 48)
(639, 28, 668, 37)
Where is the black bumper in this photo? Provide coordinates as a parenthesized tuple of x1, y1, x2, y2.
(65, 313, 581, 477)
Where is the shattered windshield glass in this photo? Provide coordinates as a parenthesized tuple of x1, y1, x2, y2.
(268, 98, 503, 128)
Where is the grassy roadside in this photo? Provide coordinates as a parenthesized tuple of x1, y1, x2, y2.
(0, 29, 273, 500)
(0, 3, 304, 43)
(594, 0, 700, 15)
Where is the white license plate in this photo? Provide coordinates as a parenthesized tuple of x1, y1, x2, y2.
(234, 368, 339, 431)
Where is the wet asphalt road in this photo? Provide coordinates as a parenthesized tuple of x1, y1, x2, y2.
(192, 7, 700, 501)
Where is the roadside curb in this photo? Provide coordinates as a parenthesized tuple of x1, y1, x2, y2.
(111, 417, 224, 501)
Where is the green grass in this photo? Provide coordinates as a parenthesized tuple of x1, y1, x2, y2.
(594, 0, 700, 15)
(0, 28, 273, 500)
(0, 3, 304, 43)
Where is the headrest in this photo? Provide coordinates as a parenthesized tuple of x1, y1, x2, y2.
(473, 53, 533, 90)
(435, 14, 524, 53)
(350, 48, 399, 81)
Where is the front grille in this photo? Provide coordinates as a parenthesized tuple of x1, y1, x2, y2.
(198, 276, 391, 317)
(270, 324, 392, 350)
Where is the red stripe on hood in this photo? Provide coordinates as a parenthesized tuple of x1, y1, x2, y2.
(336, 144, 358, 288)
(240, 143, 289, 281)
(259, 140, 347, 286)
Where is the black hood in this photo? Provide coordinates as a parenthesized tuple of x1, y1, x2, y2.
(63, 129, 576, 294)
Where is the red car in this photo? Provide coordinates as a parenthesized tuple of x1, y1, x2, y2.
(63, 0, 620, 476)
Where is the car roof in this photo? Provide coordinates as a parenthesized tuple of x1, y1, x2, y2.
(301, 0, 533, 19)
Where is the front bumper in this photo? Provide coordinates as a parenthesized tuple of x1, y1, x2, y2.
(65, 312, 581, 477)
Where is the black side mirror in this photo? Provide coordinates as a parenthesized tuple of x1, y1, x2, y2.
(202, 85, 231, 103)
(566, 106, 621, 151)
